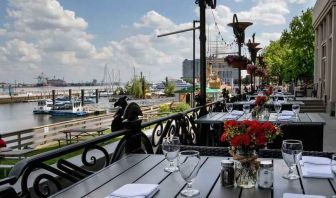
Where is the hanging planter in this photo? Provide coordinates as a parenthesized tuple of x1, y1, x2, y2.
(247, 64, 257, 75)
(224, 55, 251, 70)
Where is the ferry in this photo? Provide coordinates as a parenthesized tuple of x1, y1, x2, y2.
(33, 99, 53, 114)
(49, 100, 87, 116)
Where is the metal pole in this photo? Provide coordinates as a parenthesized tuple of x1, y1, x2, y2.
(238, 46, 241, 94)
(199, 0, 206, 106)
(81, 89, 84, 106)
(192, 20, 199, 107)
(95, 89, 99, 103)
(52, 90, 55, 105)
(69, 89, 72, 101)
(157, 27, 200, 37)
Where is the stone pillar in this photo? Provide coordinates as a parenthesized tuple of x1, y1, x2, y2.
(325, 15, 332, 113)
(329, 6, 336, 115)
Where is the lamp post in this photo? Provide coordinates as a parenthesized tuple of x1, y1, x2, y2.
(228, 14, 252, 95)
(247, 35, 262, 92)
(193, 20, 200, 107)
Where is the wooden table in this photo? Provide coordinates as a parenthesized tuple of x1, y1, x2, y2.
(195, 112, 326, 150)
(61, 127, 108, 144)
(50, 154, 336, 198)
(233, 101, 304, 111)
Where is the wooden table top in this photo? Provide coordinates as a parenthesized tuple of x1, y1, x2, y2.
(195, 112, 326, 125)
(50, 154, 336, 198)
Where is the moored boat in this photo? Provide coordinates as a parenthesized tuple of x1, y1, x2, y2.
(33, 99, 53, 114)
(49, 100, 87, 116)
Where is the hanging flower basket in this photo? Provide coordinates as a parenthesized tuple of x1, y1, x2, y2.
(255, 68, 266, 77)
(247, 64, 257, 74)
(224, 55, 251, 69)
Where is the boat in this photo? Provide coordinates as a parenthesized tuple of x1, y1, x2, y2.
(49, 100, 88, 116)
(33, 99, 53, 114)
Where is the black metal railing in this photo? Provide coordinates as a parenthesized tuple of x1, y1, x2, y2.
(0, 100, 225, 198)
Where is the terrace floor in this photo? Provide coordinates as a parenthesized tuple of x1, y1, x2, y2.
(320, 113, 336, 152)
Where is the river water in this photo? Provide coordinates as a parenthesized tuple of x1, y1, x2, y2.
(0, 98, 111, 134)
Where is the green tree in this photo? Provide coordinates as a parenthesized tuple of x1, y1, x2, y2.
(126, 76, 149, 98)
(264, 9, 314, 84)
(164, 81, 176, 96)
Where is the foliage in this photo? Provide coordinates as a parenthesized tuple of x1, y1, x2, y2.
(126, 76, 149, 98)
(220, 120, 281, 152)
(159, 104, 170, 113)
(242, 75, 251, 85)
(113, 87, 125, 95)
(164, 81, 176, 97)
(264, 9, 314, 84)
(172, 102, 190, 112)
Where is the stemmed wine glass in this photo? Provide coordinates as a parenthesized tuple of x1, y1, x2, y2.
(274, 102, 282, 117)
(243, 104, 250, 119)
(178, 150, 201, 197)
(226, 103, 233, 115)
(162, 136, 180, 172)
(331, 154, 336, 198)
(281, 139, 303, 180)
(292, 104, 300, 120)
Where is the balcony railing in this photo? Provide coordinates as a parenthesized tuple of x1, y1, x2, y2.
(0, 99, 224, 198)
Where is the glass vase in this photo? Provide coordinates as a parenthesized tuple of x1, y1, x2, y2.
(234, 150, 258, 188)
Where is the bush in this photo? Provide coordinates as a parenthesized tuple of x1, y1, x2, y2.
(173, 102, 190, 112)
(159, 104, 170, 113)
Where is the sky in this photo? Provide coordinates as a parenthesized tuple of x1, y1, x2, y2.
(0, 0, 316, 84)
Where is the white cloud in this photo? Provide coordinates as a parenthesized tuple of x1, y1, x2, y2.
(258, 32, 282, 47)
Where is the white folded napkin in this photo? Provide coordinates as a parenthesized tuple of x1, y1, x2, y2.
(277, 115, 293, 121)
(224, 114, 238, 120)
(231, 110, 244, 116)
(277, 100, 286, 104)
(283, 193, 326, 198)
(106, 184, 159, 198)
(300, 156, 333, 178)
(249, 100, 256, 104)
(281, 110, 294, 116)
(302, 156, 331, 165)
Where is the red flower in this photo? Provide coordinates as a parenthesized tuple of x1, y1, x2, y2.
(255, 96, 267, 106)
(241, 134, 251, 146)
(220, 132, 228, 142)
(256, 133, 267, 145)
(224, 120, 239, 128)
(262, 122, 277, 134)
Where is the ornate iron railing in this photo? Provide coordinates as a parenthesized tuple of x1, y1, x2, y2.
(0, 99, 225, 198)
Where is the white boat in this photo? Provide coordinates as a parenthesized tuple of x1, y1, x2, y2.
(33, 99, 53, 114)
(49, 100, 87, 116)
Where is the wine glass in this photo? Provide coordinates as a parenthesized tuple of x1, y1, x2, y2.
(274, 96, 278, 102)
(331, 154, 336, 198)
(274, 102, 282, 117)
(162, 136, 180, 172)
(243, 104, 250, 119)
(226, 103, 233, 114)
(281, 139, 303, 180)
(247, 95, 251, 102)
(178, 150, 201, 197)
(292, 104, 300, 120)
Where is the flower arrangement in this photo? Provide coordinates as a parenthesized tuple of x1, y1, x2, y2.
(220, 120, 280, 152)
(246, 64, 257, 75)
(255, 68, 265, 77)
(255, 95, 267, 106)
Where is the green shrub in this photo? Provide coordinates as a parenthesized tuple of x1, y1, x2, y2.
(173, 102, 190, 112)
(159, 104, 170, 112)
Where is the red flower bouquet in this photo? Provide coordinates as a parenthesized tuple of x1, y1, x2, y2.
(220, 120, 280, 151)
(255, 68, 265, 77)
(255, 96, 267, 106)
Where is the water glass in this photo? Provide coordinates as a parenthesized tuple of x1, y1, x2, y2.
(274, 102, 282, 116)
(178, 150, 201, 197)
(331, 154, 336, 198)
(162, 136, 180, 172)
(247, 95, 251, 102)
(243, 104, 250, 118)
(281, 140, 303, 180)
(274, 96, 278, 102)
(292, 104, 300, 119)
(226, 103, 233, 114)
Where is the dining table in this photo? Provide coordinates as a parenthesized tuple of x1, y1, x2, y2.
(50, 154, 336, 198)
(195, 112, 326, 151)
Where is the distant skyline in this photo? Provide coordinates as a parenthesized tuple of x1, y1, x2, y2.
(0, 0, 315, 84)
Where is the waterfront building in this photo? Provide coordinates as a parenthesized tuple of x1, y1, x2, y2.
(182, 58, 238, 86)
(313, 0, 336, 115)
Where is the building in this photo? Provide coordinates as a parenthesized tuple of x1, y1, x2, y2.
(182, 58, 238, 86)
(313, 1, 336, 115)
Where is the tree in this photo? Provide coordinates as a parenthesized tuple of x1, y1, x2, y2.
(126, 76, 149, 98)
(164, 81, 175, 96)
(264, 9, 314, 84)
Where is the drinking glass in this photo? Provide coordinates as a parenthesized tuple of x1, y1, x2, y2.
(274, 102, 282, 116)
(243, 104, 250, 119)
(281, 140, 303, 180)
(292, 104, 300, 119)
(274, 96, 278, 102)
(162, 136, 180, 172)
(247, 95, 251, 102)
(226, 103, 233, 114)
(331, 154, 336, 198)
(178, 150, 201, 197)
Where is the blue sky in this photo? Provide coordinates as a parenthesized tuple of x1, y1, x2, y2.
(0, 0, 315, 83)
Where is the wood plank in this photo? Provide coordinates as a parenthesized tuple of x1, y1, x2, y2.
(241, 188, 271, 198)
(134, 159, 172, 184)
(84, 155, 164, 198)
(300, 170, 335, 197)
(306, 113, 326, 124)
(176, 157, 223, 198)
(50, 154, 149, 198)
(298, 113, 311, 123)
(154, 157, 207, 198)
(273, 159, 303, 198)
